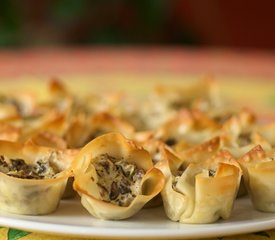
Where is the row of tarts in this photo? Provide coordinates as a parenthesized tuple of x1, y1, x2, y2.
(0, 79, 274, 224)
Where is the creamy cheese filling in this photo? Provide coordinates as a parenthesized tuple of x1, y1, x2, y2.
(93, 154, 145, 206)
(0, 155, 59, 179)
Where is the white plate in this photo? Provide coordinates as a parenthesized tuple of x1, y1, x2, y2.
(0, 197, 275, 239)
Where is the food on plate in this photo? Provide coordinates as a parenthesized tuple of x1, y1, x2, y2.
(238, 145, 275, 212)
(0, 78, 274, 222)
(157, 145, 241, 223)
(154, 109, 219, 151)
(219, 109, 272, 158)
(73, 132, 164, 220)
(0, 141, 74, 215)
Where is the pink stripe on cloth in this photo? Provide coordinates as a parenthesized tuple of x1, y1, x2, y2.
(0, 47, 275, 78)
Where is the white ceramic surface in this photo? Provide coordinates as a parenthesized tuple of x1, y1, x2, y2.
(0, 197, 275, 239)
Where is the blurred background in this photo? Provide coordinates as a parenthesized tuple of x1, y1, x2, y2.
(1, 0, 275, 49)
(1, 0, 275, 80)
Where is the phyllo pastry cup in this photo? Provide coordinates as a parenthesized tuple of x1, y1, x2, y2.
(88, 112, 135, 140)
(0, 122, 20, 142)
(238, 145, 275, 212)
(72, 132, 165, 220)
(153, 78, 220, 112)
(216, 109, 271, 158)
(155, 109, 219, 150)
(157, 145, 241, 223)
(0, 141, 73, 215)
(177, 136, 247, 198)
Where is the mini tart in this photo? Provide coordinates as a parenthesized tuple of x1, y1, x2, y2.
(238, 145, 275, 212)
(72, 132, 165, 220)
(84, 112, 135, 143)
(157, 146, 241, 224)
(220, 108, 256, 145)
(153, 78, 220, 112)
(139, 77, 220, 131)
(176, 136, 246, 197)
(220, 109, 271, 158)
(0, 141, 73, 215)
(155, 109, 219, 150)
(34, 80, 87, 144)
(20, 111, 68, 142)
(220, 132, 271, 159)
(22, 110, 90, 149)
(64, 110, 136, 149)
(37, 79, 74, 114)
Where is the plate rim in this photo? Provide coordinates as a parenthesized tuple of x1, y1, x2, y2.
(1, 198, 275, 239)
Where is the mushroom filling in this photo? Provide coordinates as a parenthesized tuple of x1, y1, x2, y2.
(0, 155, 59, 179)
(212, 113, 233, 125)
(172, 167, 216, 193)
(172, 169, 184, 190)
(169, 100, 190, 110)
(93, 154, 145, 206)
(208, 169, 216, 177)
(238, 132, 252, 147)
(164, 138, 177, 147)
